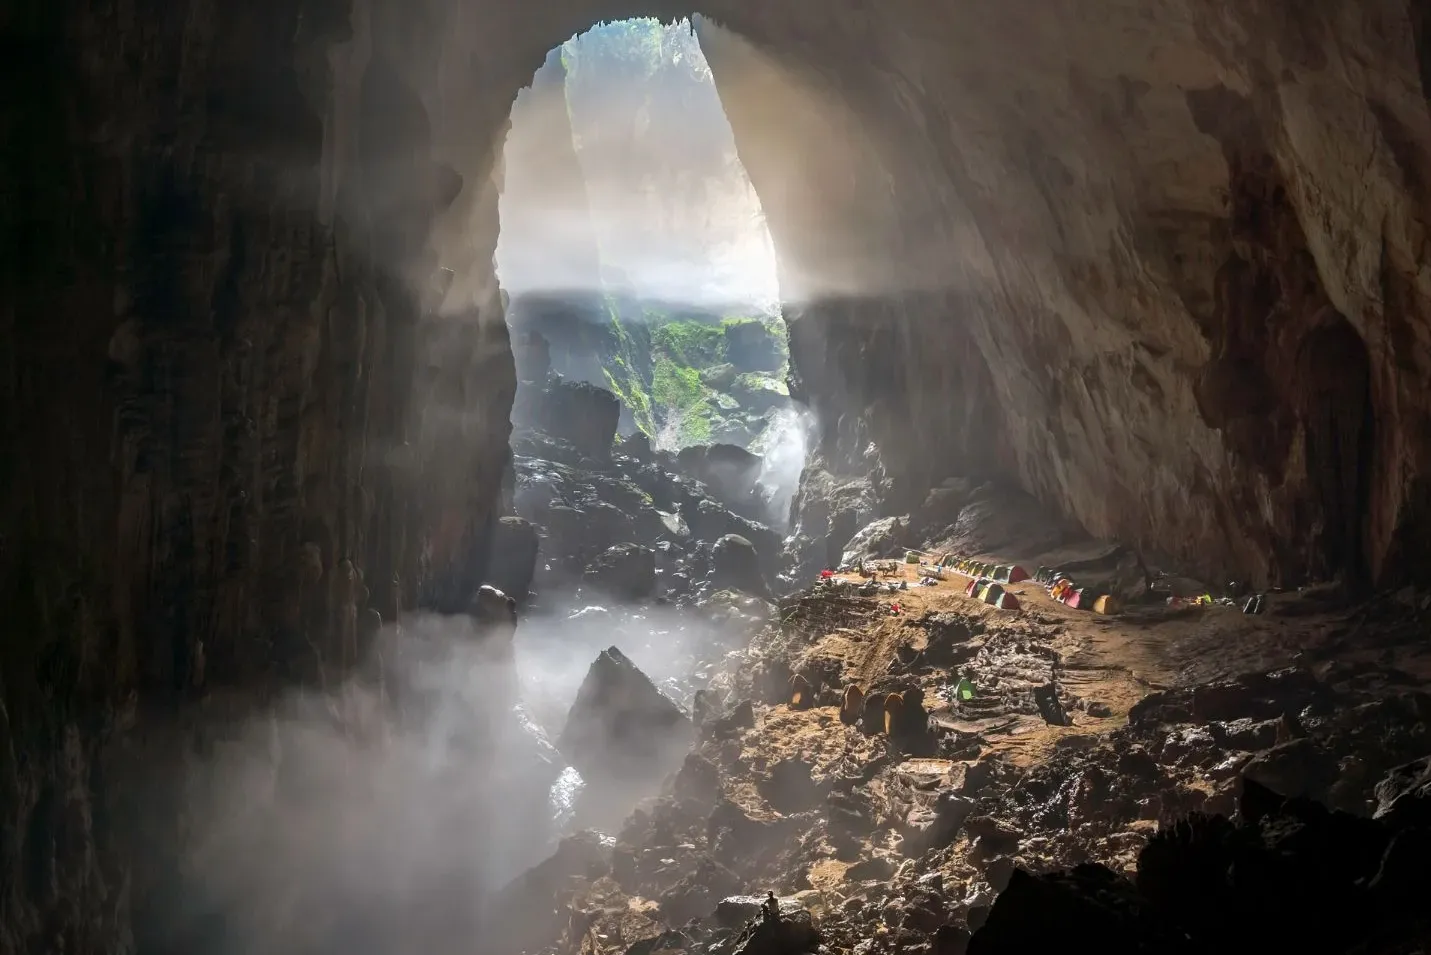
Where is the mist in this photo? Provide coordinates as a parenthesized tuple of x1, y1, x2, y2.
(752, 405, 813, 527)
(495, 18, 780, 313)
(164, 587, 755, 954)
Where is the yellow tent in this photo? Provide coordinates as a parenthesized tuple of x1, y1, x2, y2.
(1092, 594, 1121, 615)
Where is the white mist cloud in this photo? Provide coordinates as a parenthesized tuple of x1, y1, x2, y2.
(168, 596, 754, 954)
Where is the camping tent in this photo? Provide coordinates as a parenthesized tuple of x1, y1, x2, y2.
(965, 577, 987, 597)
(1092, 594, 1121, 615)
(1065, 588, 1086, 609)
(995, 592, 1020, 610)
(981, 582, 1006, 604)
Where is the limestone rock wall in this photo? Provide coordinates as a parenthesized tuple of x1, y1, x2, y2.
(693, 1, 1431, 590)
(2, 0, 515, 949)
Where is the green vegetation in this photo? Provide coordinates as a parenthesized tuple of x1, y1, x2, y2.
(734, 371, 789, 396)
(652, 355, 713, 445)
(590, 306, 790, 449)
(601, 295, 657, 436)
(652, 320, 723, 366)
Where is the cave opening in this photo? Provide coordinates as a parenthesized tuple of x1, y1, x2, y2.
(492, 16, 813, 857)
(496, 16, 807, 498)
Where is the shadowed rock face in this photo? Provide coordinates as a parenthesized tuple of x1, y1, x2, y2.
(6, 0, 1431, 949)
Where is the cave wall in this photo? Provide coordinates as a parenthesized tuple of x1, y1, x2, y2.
(2, 0, 516, 950)
(689, 0, 1431, 589)
(6, 0, 1431, 948)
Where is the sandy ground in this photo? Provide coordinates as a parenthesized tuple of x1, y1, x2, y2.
(768, 559, 1431, 771)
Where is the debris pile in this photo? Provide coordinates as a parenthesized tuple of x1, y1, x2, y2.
(969, 770, 1431, 954)
(492, 544, 1431, 955)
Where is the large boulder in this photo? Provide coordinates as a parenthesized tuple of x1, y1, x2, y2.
(525, 377, 620, 460)
(840, 516, 910, 566)
(1374, 756, 1431, 828)
(1240, 738, 1338, 804)
(727, 895, 820, 955)
(582, 543, 657, 600)
(557, 647, 694, 784)
(685, 499, 782, 576)
(677, 443, 766, 518)
(711, 534, 770, 597)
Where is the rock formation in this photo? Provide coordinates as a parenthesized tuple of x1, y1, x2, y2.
(558, 646, 694, 784)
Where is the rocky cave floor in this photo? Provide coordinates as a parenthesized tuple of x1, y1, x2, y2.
(490, 378, 1431, 955)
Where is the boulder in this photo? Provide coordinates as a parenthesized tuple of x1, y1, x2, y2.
(699, 362, 740, 389)
(1240, 738, 1338, 803)
(757, 758, 826, 814)
(727, 896, 820, 955)
(711, 534, 770, 597)
(582, 543, 657, 600)
(677, 443, 764, 515)
(535, 377, 620, 460)
(840, 516, 909, 567)
(686, 499, 781, 559)
(966, 865, 1151, 955)
(540, 501, 636, 570)
(557, 646, 693, 783)
(1373, 755, 1431, 828)
(715, 895, 814, 930)
(468, 584, 517, 627)
(968, 764, 1431, 955)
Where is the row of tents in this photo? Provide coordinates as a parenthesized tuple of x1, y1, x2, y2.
(1034, 566, 1121, 615)
(943, 554, 1123, 616)
(962, 576, 1021, 610)
(945, 557, 1031, 584)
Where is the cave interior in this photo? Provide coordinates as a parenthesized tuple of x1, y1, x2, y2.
(5, 0, 1431, 951)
